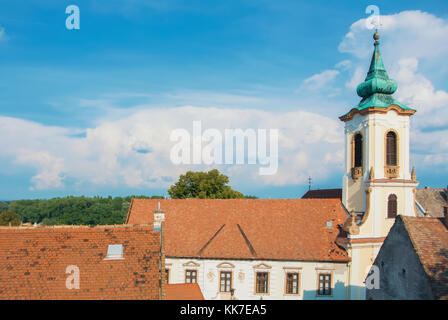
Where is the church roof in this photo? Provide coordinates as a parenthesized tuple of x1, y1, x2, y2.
(415, 187, 448, 218)
(301, 188, 342, 199)
(126, 198, 350, 263)
(0, 225, 162, 300)
(340, 32, 416, 121)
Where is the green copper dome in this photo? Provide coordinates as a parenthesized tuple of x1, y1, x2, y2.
(341, 32, 415, 118)
(356, 33, 397, 98)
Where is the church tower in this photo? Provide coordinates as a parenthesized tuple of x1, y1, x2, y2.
(339, 32, 419, 299)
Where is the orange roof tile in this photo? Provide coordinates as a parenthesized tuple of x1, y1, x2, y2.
(166, 283, 204, 300)
(0, 225, 162, 300)
(400, 216, 448, 299)
(126, 199, 349, 262)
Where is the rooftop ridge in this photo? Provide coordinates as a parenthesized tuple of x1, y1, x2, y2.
(197, 224, 226, 256)
(0, 223, 155, 230)
(237, 224, 257, 258)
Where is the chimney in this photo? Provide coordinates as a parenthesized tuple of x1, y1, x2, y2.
(443, 207, 448, 228)
(153, 201, 165, 232)
(153, 201, 166, 300)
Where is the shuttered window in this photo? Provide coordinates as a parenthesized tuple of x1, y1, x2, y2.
(388, 194, 398, 218)
(386, 131, 397, 166)
(354, 133, 363, 167)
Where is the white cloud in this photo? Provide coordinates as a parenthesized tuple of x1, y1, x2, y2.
(393, 58, 448, 114)
(0, 106, 343, 190)
(298, 70, 340, 92)
(339, 10, 448, 61)
(346, 66, 365, 90)
(15, 152, 65, 190)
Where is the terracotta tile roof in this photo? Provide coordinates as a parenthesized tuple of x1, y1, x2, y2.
(0, 225, 162, 300)
(400, 216, 448, 300)
(415, 188, 448, 218)
(301, 189, 342, 199)
(166, 283, 204, 300)
(126, 199, 349, 262)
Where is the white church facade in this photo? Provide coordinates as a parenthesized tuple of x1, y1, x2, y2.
(126, 32, 424, 300)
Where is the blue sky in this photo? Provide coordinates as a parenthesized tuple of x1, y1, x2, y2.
(0, 0, 447, 200)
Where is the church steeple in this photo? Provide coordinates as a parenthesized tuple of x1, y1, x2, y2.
(340, 32, 415, 122)
(340, 29, 418, 231)
(339, 31, 419, 301)
(356, 32, 397, 98)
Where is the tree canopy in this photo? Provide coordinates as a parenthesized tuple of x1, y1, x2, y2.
(1, 195, 162, 226)
(167, 169, 249, 199)
(0, 211, 21, 226)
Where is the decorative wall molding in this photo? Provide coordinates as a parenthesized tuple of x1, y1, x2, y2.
(217, 262, 235, 269)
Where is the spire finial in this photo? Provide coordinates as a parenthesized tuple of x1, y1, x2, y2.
(373, 30, 380, 41)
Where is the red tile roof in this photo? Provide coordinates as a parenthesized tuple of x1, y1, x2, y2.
(166, 283, 204, 300)
(415, 188, 448, 218)
(401, 216, 448, 300)
(126, 199, 349, 262)
(301, 189, 342, 199)
(0, 225, 162, 300)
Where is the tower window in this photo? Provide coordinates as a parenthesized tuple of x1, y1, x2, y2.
(354, 133, 363, 167)
(387, 194, 398, 218)
(386, 131, 398, 166)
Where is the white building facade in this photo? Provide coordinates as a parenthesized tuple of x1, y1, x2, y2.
(166, 258, 349, 300)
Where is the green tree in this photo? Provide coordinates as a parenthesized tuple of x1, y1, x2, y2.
(168, 169, 245, 199)
(0, 211, 21, 226)
(244, 195, 259, 199)
(0, 202, 9, 212)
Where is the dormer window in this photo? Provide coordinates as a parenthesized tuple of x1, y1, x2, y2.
(105, 244, 124, 260)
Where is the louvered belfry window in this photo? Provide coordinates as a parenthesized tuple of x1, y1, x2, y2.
(386, 131, 397, 166)
(354, 133, 363, 167)
(388, 194, 398, 218)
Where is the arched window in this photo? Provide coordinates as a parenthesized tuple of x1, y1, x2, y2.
(386, 131, 397, 166)
(387, 194, 397, 218)
(354, 133, 363, 168)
